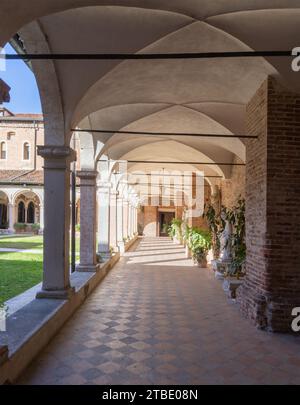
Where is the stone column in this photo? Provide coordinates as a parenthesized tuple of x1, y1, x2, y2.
(39, 204, 44, 230)
(8, 203, 15, 233)
(109, 190, 118, 252)
(133, 206, 137, 234)
(117, 197, 124, 253)
(237, 77, 300, 332)
(131, 205, 135, 237)
(76, 170, 99, 272)
(36, 145, 76, 299)
(128, 202, 132, 238)
(123, 200, 129, 240)
(97, 184, 111, 260)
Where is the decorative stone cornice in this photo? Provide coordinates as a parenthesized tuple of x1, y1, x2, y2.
(77, 170, 98, 178)
(37, 145, 76, 169)
(77, 170, 98, 187)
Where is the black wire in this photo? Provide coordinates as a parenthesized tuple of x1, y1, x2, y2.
(2, 50, 292, 60)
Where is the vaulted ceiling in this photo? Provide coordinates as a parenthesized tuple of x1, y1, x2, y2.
(1, 1, 299, 184)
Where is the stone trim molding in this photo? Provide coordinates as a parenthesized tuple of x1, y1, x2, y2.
(37, 145, 76, 169)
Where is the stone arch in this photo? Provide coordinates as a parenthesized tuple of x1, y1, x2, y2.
(0, 190, 9, 229)
(17, 22, 67, 145)
(13, 190, 41, 225)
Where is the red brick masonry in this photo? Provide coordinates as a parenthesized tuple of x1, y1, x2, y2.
(237, 77, 300, 332)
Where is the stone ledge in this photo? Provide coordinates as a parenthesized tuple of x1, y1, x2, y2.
(123, 234, 139, 253)
(0, 252, 120, 385)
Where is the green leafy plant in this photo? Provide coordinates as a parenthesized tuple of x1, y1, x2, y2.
(229, 198, 246, 277)
(13, 222, 26, 231)
(203, 203, 221, 259)
(167, 218, 183, 241)
(182, 224, 192, 248)
(189, 228, 212, 266)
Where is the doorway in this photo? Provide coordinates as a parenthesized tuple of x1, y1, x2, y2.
(159, 211, 175, 236)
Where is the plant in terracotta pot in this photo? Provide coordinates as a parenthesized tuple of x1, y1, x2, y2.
(190, 228, 212, 268)
(203, 203, 221, 260)
(168, 218, 183, 244)
(182, 223, 192, 258)
(226, 198, 246, 279)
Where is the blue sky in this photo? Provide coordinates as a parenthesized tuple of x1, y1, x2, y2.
(1, 43, 42, 113)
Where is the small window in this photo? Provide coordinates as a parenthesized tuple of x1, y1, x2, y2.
(0, 142, 6, 160)
(23, 142, 30, 160)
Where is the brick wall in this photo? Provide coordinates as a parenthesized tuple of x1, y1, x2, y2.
(237, 77, 300, 332)
(142, 206, 158, 237)
(221, 156, 245, 209)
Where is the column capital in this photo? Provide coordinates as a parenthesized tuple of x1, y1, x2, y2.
(77, 170, 98, 180)
(77, 170, 98, 186)
(37, 145, 76, 169)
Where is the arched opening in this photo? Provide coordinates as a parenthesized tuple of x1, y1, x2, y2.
(0, 191, 8, 229)
(0, 141, 7, 160)
(17, 201, 26, 223)
(27, 201, 35, 224)
(1, 0, 300, 386)
(23, 142, 30, 160)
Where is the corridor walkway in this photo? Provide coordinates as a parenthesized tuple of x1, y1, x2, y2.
(18, 238, 300, 385)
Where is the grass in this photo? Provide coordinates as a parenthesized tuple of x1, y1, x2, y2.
(0, 235, 43, 250)
(0, 252, 43, 304)
(0, 235, 80, 304)
(0, 234, 80, 252)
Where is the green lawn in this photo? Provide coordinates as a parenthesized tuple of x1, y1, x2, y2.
(0, 234, 80, 252)
(0, 235, 43, 250)
(0, 252, 43, 304)
(0, 235, 80, 304)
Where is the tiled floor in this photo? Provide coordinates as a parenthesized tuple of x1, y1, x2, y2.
(18, 237, 300, 385)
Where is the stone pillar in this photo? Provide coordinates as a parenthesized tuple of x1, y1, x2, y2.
(76, 170, 99, 272)
(109, 190, 118, 252)
(36, 145, 76, 299)
(8, 203, 15, 233)
(123, 200, 129, 240)
(128, 203, 132, 238)
(39, 203, 44, 230)
(134, 206, 137, 234)
(97, 185, 111, 260)
(117, 197, 124, 252)
(237, 77, 300, 332)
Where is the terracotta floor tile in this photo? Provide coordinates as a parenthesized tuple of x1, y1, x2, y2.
(17, 238, 300, 385)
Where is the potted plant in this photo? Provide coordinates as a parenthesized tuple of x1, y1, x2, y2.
(203, 203, 220, 260)
(182, 224, 192, 258)
(31, 223, 40, 235)
(222, 198, 246, 298)
(190, 228, 212, 268)
(13, 222, 26, 233)
(168, 218, 183, 244)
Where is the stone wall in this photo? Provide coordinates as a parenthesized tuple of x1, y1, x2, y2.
(237, 77, 300, 332)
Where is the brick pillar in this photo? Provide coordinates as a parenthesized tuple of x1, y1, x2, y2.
(237, 77, 300, 332)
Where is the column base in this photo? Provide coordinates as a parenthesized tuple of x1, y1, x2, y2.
(36, 286, 75, 300)
(118, 241, 125, 254)
(76, 264, 100, 273)
(97, 252, 112, 262)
